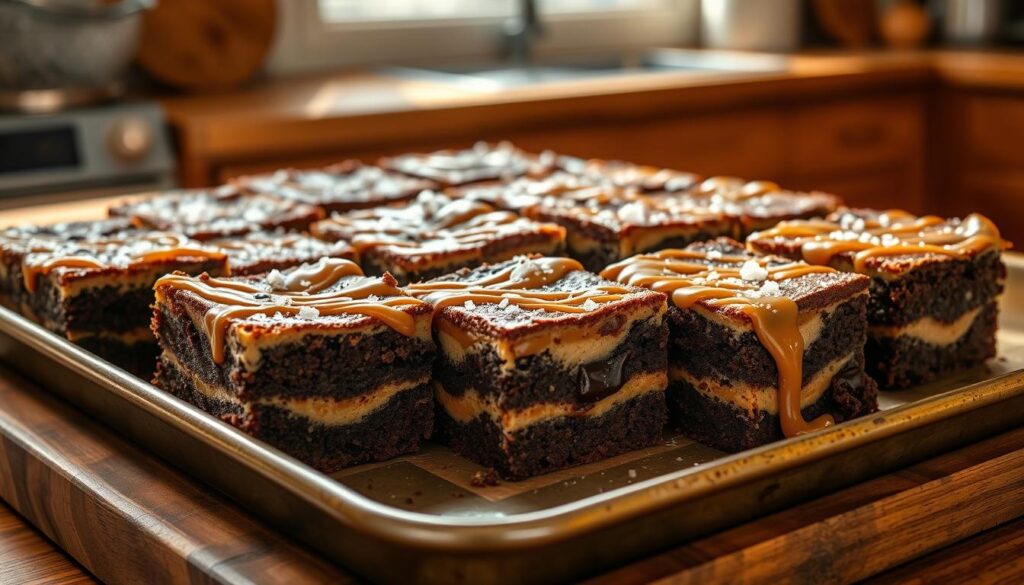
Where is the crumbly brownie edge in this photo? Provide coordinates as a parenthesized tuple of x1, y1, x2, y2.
(668, 295, 869, 389)
(153, 300, 435, 401)
(435, 314, 667, 409)
(29, 259, 226, 336)
(865, 251, 1005, 326)
(866, 301, 999, 389)
(434, 388, 666, 480)
(155, 355, 434, 472)
(668, 354, 879, 453)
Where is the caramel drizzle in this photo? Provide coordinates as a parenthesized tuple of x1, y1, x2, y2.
(753, 211, 1006, 270)
(407, 257, 634, 357)
(21, 233, 226, 293)
(155, 258, 425, 363)
(601, 249, 837, 438)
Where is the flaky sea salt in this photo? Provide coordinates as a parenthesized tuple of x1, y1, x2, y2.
(464, 299, 476, 310)
(266, 269, 286, 290)
(498, 297, 510, 309)
(705, 249, 723, 260)
(617, 201, 649, 225)
(297, 305, 320, 319)
(739, 260, 768, 281)
(758, 280, 781, 296)
(706, 270, 721, 282)
(582, 298, 599, 311)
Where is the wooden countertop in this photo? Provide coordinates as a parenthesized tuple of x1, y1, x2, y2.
(0, 362, 1021, 584)
(160, 50, 1024, 177)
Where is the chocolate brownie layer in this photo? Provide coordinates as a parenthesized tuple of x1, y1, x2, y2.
(154, 303, 435, 400)
(434, 316, 667, 409)
(434, 389, 665, 480)
(155, 355, 433, 472)
(29, 259, 224, 335)
(865, 250, 1005, 326)
(667, 295, 867, 389)
(669, 356, 878, 452)
(867, 301, 999, 388)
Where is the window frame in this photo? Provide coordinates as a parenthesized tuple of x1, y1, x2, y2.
(269, 0, 699, 74)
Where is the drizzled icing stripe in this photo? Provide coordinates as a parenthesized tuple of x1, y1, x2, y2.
(155, 258, 425, 363)
(405, 257, 631, 311)
(750, 210, 1007, 271)
(601, 249, 839, 438)
(405, 257, 639, 359)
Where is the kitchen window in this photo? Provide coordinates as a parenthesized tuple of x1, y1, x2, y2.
(270, 0, 699, 73)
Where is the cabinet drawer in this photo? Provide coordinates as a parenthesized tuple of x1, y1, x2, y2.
(788, 96, 923, 176)
(505, 109, 787, 180)
(964, 95, 1024, 169)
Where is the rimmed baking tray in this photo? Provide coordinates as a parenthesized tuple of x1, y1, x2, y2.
(0, 250, 1022, 584)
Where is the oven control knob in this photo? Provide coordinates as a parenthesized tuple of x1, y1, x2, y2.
(107, 116, 154, 164)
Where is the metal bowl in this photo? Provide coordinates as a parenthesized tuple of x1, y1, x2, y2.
(0, 0, 153, 91)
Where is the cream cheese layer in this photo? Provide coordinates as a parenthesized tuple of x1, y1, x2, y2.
(669, 351, 855, 414)
(436, 304, 663, 372)
(869, 305, 987, 346)
(435, 369, 667, 433)
(163, 351, 427, 426)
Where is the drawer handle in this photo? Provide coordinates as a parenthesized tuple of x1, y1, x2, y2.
(837, 125, 886, 149)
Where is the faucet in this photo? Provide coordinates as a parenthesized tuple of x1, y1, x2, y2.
(503, 0, 544, 65)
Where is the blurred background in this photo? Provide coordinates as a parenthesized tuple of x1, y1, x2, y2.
(0, 0, 1021, 240)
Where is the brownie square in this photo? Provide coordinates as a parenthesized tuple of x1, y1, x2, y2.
(379, 141, 556, 187)
(0, 218, 136, 307)
(151, 258, 436, 471)
(524, 183, 735, 272)
(602, 238, 877, 452)
(109, 186, 324, 241)
(210, 230, 356, 276)
(556, 156, 702, 193)
(19, 233, 228, 373)
(311, 191, 565, 283)
(407, 256, 668, 479)
(747, 209, 1008, 388)
(236, 160, 437, 214)
(675, 176, 841, 237)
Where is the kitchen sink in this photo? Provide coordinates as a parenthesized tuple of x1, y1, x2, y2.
(384, 49, 788, 89)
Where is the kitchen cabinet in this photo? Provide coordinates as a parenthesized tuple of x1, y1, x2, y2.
(213, 92, 927, 214)
(936, 90, 1024, 244)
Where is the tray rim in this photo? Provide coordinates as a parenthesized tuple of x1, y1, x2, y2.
(2, 253, 1023, 554)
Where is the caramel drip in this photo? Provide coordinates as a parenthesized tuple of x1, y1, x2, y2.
(601, 249, 837, 437)
(755, 211, 1006, 270)
(156, 258, 425, 363)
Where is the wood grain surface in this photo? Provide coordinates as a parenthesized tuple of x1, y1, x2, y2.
(0, 351, 1022, 584)
(0, 501, 96, 585)
(585, 427, 1024, 585)
(0, 365, 353, 585)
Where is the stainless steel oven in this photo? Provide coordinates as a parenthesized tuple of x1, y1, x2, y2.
(0, 100, 174, 209)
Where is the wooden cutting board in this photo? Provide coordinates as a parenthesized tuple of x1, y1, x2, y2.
(137, 0, 276, 91)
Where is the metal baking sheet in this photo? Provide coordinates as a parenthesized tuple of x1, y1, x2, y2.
(0, 207, 1021, 583)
